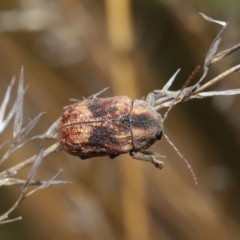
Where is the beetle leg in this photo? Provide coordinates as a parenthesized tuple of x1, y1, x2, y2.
(145, 92, 155, 107)
(88, 87, 110, 99)
(109, 154, 120, 159)
(130, 151, 165, 169)
(79, 156, 90, 160)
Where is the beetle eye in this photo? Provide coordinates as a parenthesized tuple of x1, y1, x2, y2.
(156, 131, 163, 140)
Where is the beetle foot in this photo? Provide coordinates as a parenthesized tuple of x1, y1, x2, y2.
(130, 151, 165, 169)
(151, 158, 164, 169)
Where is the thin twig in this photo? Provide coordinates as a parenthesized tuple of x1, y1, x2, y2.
(0, 142, 61, 178)
(0, 143, 67, 224)
(0, 112, 46, 164)
(195, 64, 240, 93)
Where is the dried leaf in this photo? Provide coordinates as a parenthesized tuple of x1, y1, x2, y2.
(199, 13, 227, 26)
(13, 66, 25, 137)
(0, 77, 15, 123)
(210, 43, 240, 65)
(21, 141, 44, 194)
(197, 13, 228, 85)
(162, 69, 181, 91)
(0, 78, 16, 135)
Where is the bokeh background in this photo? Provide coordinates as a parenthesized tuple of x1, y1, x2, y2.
(0, 0, 240, 239)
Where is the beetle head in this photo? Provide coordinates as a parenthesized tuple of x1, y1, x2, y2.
(156, 113, 164, 140)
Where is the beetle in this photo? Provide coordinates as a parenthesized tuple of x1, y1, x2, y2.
(57, 89, 165, 169)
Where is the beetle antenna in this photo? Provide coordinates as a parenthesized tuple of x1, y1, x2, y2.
(161, 66, 200, 185)
(163, 133, 198, 185)
(163, 65, 200, 121)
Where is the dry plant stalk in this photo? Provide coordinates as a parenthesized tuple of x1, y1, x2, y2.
(0, 67, 70, 224)
(0, 13, 240, 224)
(153, 13, 240, 109)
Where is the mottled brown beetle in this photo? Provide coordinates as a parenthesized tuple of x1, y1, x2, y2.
(57, 87, 198, 185)
(57, 89, 165, 169)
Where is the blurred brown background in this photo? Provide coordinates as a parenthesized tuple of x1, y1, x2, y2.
(1, 0, 240, 239)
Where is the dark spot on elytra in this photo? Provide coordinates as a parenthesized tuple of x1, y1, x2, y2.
(88, 126, 119, 147)
(120, 115, 130, 127)
(88, 99, 118, 119)
(60, 111, 79, 125)
(59, 130, 68, 140)
(130, 113, 158, 130)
